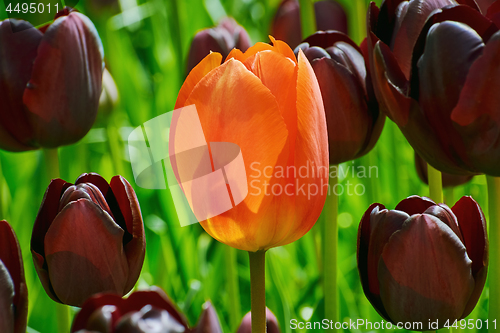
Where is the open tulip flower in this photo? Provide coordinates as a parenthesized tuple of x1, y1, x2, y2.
(187, 17, 251, 74)
(31, 173, 145, 307)
(71, 287, 221, 333)
(295, 31, 384, 164)
(0, 221, 28, 333)
(175, 37, 328, 252)
(0, 7, 104, 151)
(368, 0, 500, 175)
(358, 196, 488, 330)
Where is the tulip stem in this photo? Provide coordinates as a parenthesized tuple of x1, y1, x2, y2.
(225, 246, 241, 331)
(427, 163, 443, 203)
(487, 176, 500, 325)
(324, 168, 339, 327)
(44, 148, 61, 180)
(249, 250, 266, 333)
(298, 0, 316, 40)
(56, 303, 70, 333)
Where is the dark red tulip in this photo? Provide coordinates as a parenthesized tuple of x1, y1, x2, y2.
(0, 221, 28, 333)
(71, 287, 190, 332)
(357, 196, 488, 330)
(31, 173, 145, 307)
(187, 18, 251, 73)
(367, 1, 500, 176)
(415, 152, 474, 188)
(236, 308, 280, 333)
(192, 302, 222, 333)
(294, 31, 384, 164)
(271, 0, 348, 49)
(0, 8, 103, 151)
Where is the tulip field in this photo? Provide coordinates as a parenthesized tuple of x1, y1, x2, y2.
(0, 0, 499, 332)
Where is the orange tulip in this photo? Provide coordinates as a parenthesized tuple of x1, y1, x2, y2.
(175, 38, 328, 252)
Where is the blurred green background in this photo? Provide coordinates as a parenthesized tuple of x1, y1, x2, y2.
(0, 0, 491, 332)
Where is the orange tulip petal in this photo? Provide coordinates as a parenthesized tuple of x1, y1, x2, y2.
(184, 58, 288, 251)
(269, 36, 297, 63)
(175, 52, 222, 109)
(276, 49, 328, 247)
(225, 48, 245, 62)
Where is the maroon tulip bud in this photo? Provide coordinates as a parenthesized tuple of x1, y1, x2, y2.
(0, 221, 28, 333)
(31, 173, 145, 307)
(236, 308, 280, 333)
(357, 196, 488, 330)
(187, 17, 251, 73)
(0, 8, 104, 151)
(271, 0, 348, 49)
(294, 31, 384, 164)
(192, 301, 222, 333)
(415, 152, 473, 188)
(71, 287, 190, 333)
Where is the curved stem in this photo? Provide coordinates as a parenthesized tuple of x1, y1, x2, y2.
(249, 250, 266, 333)
(225, 246, 241, 331)
(487, 176, 500, 325)
(298, 0, 316, 39)
(427, 163, 443, 203)
(324, 169, 338, 325)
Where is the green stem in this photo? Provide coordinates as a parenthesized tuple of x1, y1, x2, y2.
(225, 246, 241, 331)
(44, 148, 60, 180)
(106, 124, 125, 176)
(353, 0, 367, 44)
(324, 169, 338, 326)
(427, 163, 443, 203)
(298, 0, 316, 40)
(56, 301, 70, 333)
(487, 176, 500, 325)
(249, 251, 266, 333)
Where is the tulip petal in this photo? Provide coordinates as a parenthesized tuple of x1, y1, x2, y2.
(0, 261, 14, 333)
(487, 1, 500, 26)
(423, 204, 464, 242)
(394, 195, 435, 215)
(0, 221, 27, 333)
(23, 12, 104, 147)
(302, 31, 360, 52)
(76, 173, 112, 196)
(176, 52, 223, 109)
(185, 58, 288, 251)
(44, 200, 129, 306)
(367, 208, 408, 297)
(275, 50, 328, 247)
(451, 196, 488, 318)
(0, 20, 42, 150)
(237, 308, 280, 333)
(390, 0, 456, 78)
(109, 175, 145, 293)
(269, 36, 297, 63)
(372, 41, 411, 126)
(379, 214, 474, 329)
(357, 203, 392, 320)
(312, 56, 370, 164)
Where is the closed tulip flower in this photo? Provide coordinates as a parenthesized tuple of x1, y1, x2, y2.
(357, 196, 488, 330)
(0, 8, 104, 151)
(31, 173, 145, 307)
(0, 221, 28, 333)
(295, 31, 384, 164)
(71, 287, 200, 332)
(175, 38, 328, 251)
(271, 0, 348, 49)
(368, 1, 500, 175)
(187, 18, 251, 73)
